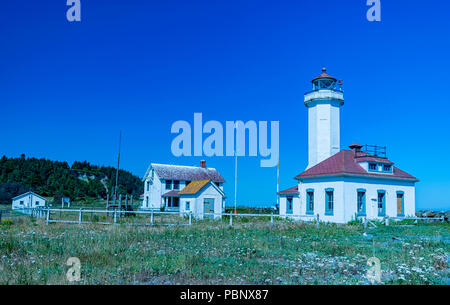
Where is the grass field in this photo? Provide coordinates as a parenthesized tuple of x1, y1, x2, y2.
(0, 215, 448, 285)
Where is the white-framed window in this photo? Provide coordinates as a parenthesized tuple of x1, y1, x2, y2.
(173, 180, 180, 190)
(165, 180, 172, 190)
(325, 189, 334, 215)
(306, 190, 314, 215)
(369, 163, 377, 171)
(186, 201, 190, 211)
(19, 200, 24, 205)
(383, 164, 392, 172)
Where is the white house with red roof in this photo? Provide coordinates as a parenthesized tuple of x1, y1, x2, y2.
(278, 68, 418, 223)
(140, 160, 226, 218)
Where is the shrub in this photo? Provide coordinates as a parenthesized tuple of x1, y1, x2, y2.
(0, 219, 13, 226)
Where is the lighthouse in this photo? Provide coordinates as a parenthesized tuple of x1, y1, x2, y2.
(304, 68, 344, 169)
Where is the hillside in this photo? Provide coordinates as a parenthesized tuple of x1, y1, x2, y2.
(0, 155, 143, 204)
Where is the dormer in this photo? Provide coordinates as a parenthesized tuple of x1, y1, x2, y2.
(349, 143, 394, 174)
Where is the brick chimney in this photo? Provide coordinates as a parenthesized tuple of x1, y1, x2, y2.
(349, 142, 363, 152)
(200, 160, 206, 168)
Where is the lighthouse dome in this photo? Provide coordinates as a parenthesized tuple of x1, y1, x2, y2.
(312, 67, 337, 90)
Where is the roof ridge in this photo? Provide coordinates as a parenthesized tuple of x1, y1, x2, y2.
(151, 163, 217, 170)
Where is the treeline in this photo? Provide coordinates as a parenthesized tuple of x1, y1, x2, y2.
(0, 155, 143, 204)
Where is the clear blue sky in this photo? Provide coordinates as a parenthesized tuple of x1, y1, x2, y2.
(1, 1, 449, 210)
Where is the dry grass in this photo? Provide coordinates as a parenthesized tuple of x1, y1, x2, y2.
(0, 215, 448, 285)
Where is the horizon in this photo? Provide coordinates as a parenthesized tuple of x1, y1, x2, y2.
(1, 1, 450, 210)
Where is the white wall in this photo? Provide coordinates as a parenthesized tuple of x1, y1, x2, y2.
(142, 168, 163, 210)
(280, 177, 416, 224)
(307, 100, 342, 169)
(12, 193, 46, 214)
(180, 184, 223, 220)
(279, 196, 301, 217)
(341, 177, 415, 222)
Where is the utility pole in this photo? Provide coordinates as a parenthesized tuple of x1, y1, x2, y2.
(234, 149, 237, 214)
(113, 131, 122, 206)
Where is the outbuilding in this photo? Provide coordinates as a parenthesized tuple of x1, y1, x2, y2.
(12, 191, 47, 214)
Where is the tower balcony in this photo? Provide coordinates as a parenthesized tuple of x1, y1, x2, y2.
(304, 89, 344, 107)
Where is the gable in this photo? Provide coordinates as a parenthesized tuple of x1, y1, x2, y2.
(12, 191, 47, 202)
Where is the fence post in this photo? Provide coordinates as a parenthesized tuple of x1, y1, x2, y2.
(364, 217, 368, 229)
(79, 209, 82, 224)
(270, 212, 274, 225)
(150, 210, 154, 225)
(113, 209, 117, 224)
(316, 214, 320, 228)
(46, 208, 50, 225)
(229, 213, 233, 227)
(385, 216, 389, 226)
(189, 212, 192, 225)
(442, 216, 445, 223)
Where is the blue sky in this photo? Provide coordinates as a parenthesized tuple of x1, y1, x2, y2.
(1, 1, 449, 210)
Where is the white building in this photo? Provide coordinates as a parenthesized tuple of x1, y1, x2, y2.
(12, 191, 47, 214)
(179, 179, 225, 220)
(278, 68, 418, 223)
(141, 160, 226, 219)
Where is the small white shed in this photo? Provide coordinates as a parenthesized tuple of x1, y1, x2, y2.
(12, 191, 47, 214)
(179, 179, 225, 220)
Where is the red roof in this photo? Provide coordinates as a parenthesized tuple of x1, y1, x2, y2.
(295, 150, 418, 181)
(162, 190, 180, 197)
(353, 150, 394, 164)
(312, 67, 336, 82)
(278, 186, 299, 195)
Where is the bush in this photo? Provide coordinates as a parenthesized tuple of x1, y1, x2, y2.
(0, 219, 13, 226)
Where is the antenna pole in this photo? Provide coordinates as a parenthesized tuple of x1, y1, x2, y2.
(114, 131, 122, 206)
(277, 159, 279, 210)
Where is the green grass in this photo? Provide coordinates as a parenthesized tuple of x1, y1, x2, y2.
(0, 216, 448, 285)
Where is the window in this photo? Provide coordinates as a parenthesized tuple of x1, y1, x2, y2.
(357, 189, 366, 216)
(35, 201, 39, 206)
(369, 163, 377, 171)
(186, 201, 190, 211)
(306, 189, 314, 215)
(377, 190, 386, 216)
(147, 181, 150, 191)
(19, 200, 24, 205)
(286, 197, 293, 214)
(325, 189, 334, 215)
(383, 164, 392, 172)
(173, 197, 180, 208)
(146, 196, 149, 207)
(165, 180, 172, 190)
(173, 180, 180, 190)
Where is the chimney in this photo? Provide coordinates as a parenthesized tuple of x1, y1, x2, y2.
(349, 142, 363, 152)
(200, 160, 206, 168)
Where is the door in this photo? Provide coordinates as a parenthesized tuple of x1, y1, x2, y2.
(377, 192, 385, 216)
(397, 193, 404, 216)
(203, 198, 215, 219)
(286, 197, 293, 214)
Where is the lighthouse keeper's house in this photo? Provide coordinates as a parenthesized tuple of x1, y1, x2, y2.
(141, 160, 225, 219)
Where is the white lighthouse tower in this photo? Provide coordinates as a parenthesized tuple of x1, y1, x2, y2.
(304, 68, 344, 169)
